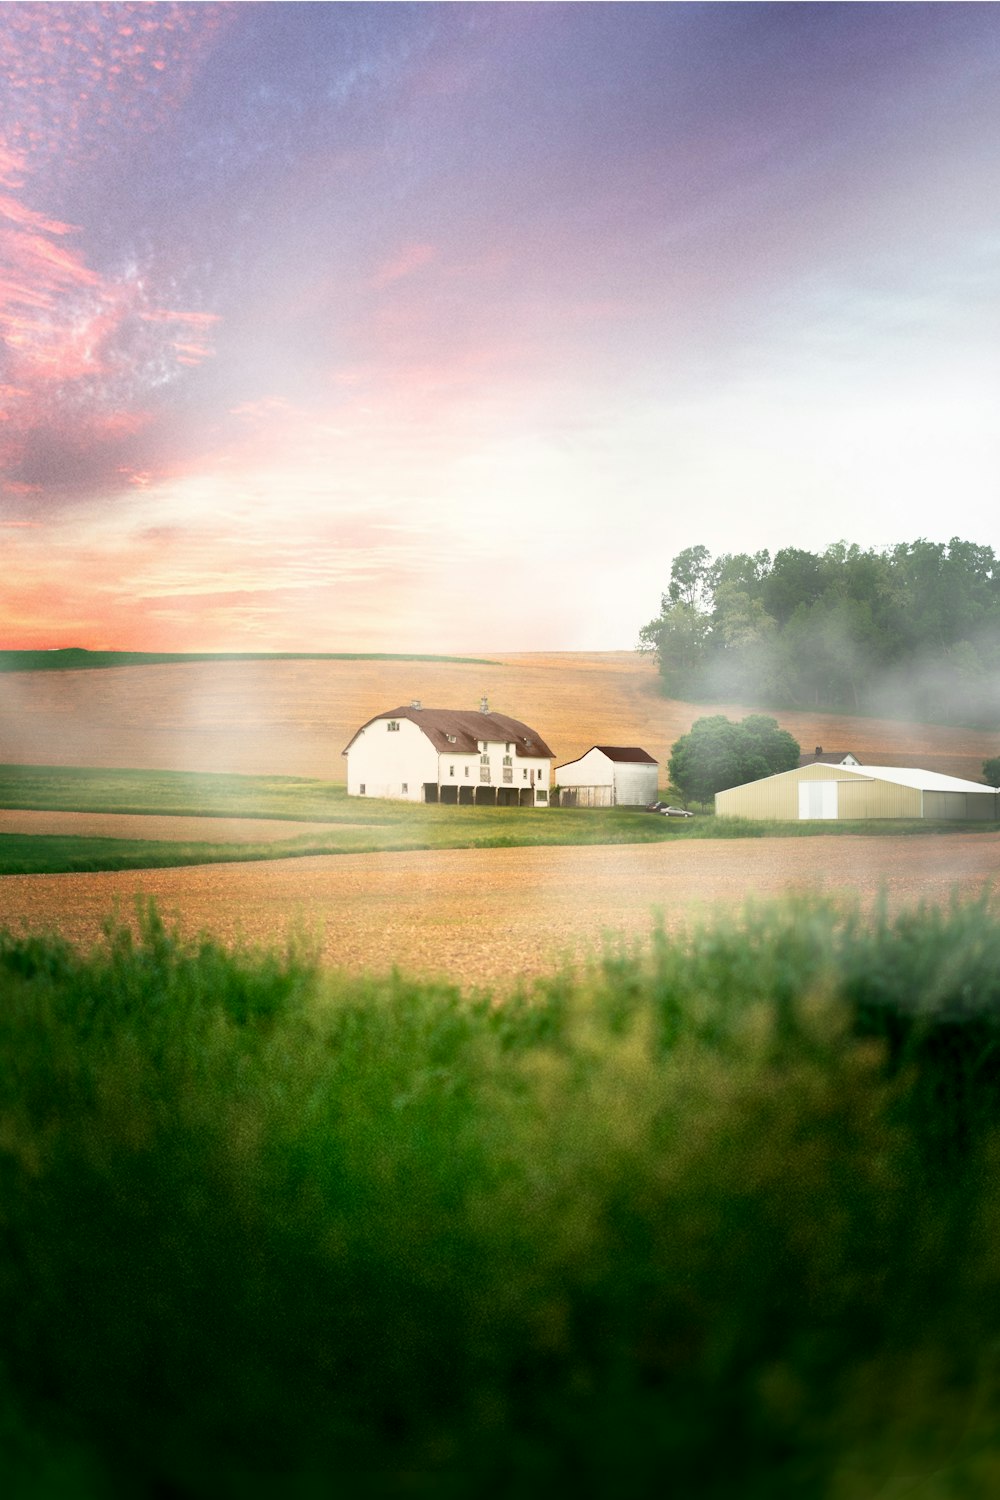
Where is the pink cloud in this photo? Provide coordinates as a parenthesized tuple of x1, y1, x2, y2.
(0, 3, 232, 174)
(0, 162, 219, 482)
(370, 242, 436, 289)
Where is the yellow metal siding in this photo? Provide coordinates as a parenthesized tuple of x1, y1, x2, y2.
(837, 778, 921, 820)
(716, 765, 860, 821)
(923, 790, 997, 821)
(713, 765, 971, 821)
(715, 776, 795, 820)
(717, 765, 997, 821)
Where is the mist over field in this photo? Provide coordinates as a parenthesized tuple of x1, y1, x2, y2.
(1, 653, 996, 785)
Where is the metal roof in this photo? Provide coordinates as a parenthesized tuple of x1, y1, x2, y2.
(843, 765, 995, 795)
(343, 706, 554, 759)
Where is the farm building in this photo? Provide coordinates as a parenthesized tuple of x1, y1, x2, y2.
(798, 746, 859, 767)
(716, 762, 998, 822)
(555, 746, 659, 808)
(343, 700, 554, 806)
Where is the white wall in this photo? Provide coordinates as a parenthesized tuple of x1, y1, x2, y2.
(612, 762, 658, 806)
(557, 749, 657, 806)
(557, 748, 614, 789)
(346, 717, 437, 801)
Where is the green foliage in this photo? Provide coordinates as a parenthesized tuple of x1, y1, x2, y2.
(5, 897, 1000, 1493)
(668, 713, 800, 803)
(984, 756, 1000, 788)
(640, 538, 1000, 724)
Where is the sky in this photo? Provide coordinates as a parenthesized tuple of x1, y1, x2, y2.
(2, 1, 1000, 654)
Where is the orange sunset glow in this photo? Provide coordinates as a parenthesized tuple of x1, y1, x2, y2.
(3, 2, 1000, 652)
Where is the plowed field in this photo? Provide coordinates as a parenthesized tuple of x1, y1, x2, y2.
(1, 652, 995, 782)
(0, 810, 333, 842)
(3, 835, 997, 991)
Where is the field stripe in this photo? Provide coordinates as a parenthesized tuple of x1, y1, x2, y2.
(2, 835, 997, 990)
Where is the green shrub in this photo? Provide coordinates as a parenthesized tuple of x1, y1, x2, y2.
(3, 897, 1000, 1496)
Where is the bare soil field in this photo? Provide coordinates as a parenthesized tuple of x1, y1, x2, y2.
(0, 810, 333, 843)
(2, 835, 996, 991)
(0, 652, 995, 783)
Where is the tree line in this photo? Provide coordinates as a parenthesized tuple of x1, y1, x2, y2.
(639, 538, 1000, 726)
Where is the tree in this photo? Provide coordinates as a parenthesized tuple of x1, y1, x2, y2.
(668, 715, 800, 805)
(666, 545, 714, 610)
(984, 757, 1000, 788)
(641, 538, 1000, 726)
(637, 599, 711, 698)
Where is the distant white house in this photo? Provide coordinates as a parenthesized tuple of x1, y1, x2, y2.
(555, 746, 659, 808)
(343, 700, 554, 806)
(798, 746, 860, 767)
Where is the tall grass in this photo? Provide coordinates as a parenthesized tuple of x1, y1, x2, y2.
(3, 896, 1000, 1495)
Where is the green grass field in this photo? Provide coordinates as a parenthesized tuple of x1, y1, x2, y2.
(3, 893, 1000, 1496)
(0, 647, 498, 672)
(0, 764, 996, 875)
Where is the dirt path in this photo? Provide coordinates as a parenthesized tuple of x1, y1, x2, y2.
(0, 809, 333, 843)
(1, 835, 997, 991)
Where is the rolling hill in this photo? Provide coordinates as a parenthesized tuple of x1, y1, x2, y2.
(0, 651, 995, 785)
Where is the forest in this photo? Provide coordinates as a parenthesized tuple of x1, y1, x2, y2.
(639, 539, 1000, 726)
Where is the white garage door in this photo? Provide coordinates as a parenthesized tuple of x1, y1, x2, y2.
(798, 780, 838, 819)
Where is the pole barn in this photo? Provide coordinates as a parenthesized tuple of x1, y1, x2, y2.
(716, 763, 998, 821)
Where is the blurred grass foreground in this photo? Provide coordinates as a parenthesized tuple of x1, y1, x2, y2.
(4, 896, 1000, 1497)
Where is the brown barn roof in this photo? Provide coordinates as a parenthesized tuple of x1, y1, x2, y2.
(343, 707, 554, 759)
(592, 745, 658, 764)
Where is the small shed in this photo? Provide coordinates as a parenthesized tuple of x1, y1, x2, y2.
(555, 746, 658, 808)
(716, 763, 998, 822)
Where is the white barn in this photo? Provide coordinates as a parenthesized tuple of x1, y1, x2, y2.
(555, 746, 659, 808)
(343, 701, 554, 806)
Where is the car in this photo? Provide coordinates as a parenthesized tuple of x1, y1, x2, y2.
(662, 805, 694, 818)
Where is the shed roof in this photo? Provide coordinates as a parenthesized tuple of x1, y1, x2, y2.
(592, 745, 658, 764)
(343, 706, 554, 759)
(555, 745, 658, 773)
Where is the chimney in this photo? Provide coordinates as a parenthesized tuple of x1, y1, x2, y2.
(480, 694, 489, 714)
(410, 699, 422, 710)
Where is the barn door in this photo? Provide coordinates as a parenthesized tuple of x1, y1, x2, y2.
(798, 780, 838, 819)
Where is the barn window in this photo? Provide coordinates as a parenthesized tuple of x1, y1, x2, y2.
(503, 754, 512, 766)
(480, 752, 489, 764)
(480, 765, 490, 783)
(536, 790, 548, 803)
(402, 783, 408, 794)
(360, 784, 366, 795)
(387, 721, 399, 732)
(449, 765, 455, 776)
(522, 769, 528, 780)
(503, 767, 513, 783)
